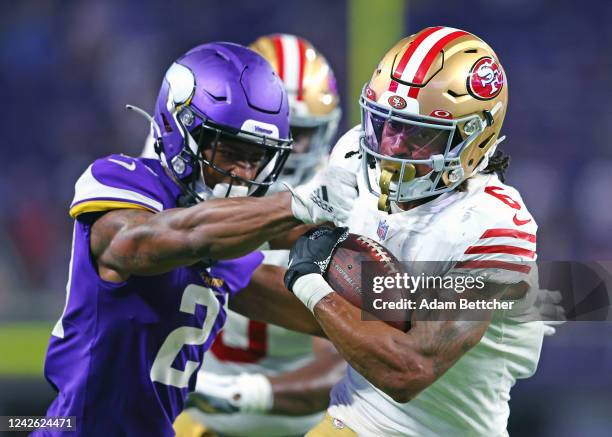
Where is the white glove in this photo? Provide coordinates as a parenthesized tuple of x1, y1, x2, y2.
(286, 165, 358, 226)
(187, 371, 273, 414)
(535, 289, 566, 336)
(287, 125, 362, 225)
(514, 288, 566, 336)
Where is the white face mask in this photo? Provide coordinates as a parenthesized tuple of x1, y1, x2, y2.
(211, 183, 249, 199)
(193, 166, 250, 202)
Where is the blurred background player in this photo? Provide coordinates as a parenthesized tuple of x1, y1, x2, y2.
(283, 27, 550, 436)
(173, 34, 346, 437)
(251, 33, 341, 189)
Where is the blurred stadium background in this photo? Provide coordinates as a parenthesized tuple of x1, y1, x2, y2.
(1, 0, 611, 436)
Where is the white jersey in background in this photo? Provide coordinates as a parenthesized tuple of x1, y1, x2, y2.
(326, 128, 545, 437)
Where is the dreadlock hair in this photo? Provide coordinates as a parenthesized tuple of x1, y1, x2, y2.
(481, 149, 510, 182)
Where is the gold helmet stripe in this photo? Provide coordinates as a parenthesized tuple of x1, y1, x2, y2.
(389, 27, 468, 99)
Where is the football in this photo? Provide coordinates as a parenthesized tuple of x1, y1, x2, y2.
(324, 233, 411, 331)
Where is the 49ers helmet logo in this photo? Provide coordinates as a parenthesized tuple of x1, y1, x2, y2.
(467, 56, 504, 100)
(365, 86, 376, 101)
(387, 95, 407, 109)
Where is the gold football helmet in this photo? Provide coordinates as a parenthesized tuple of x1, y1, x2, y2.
(250, 34, 341, 187)
(360, 26, 508, 211)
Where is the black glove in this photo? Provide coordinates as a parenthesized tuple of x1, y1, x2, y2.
(284, 226, 349, 291)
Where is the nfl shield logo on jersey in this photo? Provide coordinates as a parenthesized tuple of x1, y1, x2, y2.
(377, 219, 389, 241)
(332, 418, 346, 430)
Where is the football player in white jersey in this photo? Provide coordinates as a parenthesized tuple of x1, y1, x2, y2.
(172, 34, 346, 437)
(277, 27, 550, 436)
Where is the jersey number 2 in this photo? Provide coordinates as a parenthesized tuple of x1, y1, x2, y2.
(150, 284, 220, 388)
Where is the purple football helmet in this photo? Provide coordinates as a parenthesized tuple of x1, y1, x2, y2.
(152, 42, 292, 200)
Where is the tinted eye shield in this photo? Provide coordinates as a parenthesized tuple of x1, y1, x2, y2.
(358, 93, 487, 208)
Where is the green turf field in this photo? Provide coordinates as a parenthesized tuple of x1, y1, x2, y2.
(0, 323, 52, 376)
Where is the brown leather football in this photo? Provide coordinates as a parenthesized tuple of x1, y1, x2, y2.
(324, 233, 411, 331)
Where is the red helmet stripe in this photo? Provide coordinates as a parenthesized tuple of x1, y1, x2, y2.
(392, 26, 443, 81)
(272, 35, 285, 80)
(388, 26, 442, 92)
(297, 38, 307, 101)
(408, 30, 469, 98)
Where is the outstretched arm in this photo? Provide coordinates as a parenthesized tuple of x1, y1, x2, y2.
(90, 192, 299, 282)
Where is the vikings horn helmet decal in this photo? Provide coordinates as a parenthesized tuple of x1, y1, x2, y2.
(152, 42, 293, 202)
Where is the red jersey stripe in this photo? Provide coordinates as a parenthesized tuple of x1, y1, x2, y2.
(211, 321, 267, 363)
(480, 228, 537, 243)
(455, 260, 532, 274)
(464, 245, 536, 258)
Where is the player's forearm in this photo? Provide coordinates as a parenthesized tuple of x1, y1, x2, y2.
(314, 291, 493, 403)
(176, 191, 300, 260)
(313, 293, 436, 403)
(268, 223, 314, 249)
(102, 192, 299, 275)
(268, 339, 346, 415)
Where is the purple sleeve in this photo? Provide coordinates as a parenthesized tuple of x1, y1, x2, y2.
(69, 155, 179, 217)
(210, 251, 265, 295)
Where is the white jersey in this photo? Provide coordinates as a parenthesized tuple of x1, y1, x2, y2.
(191, 250, 322, 437)
(327, 128, 545, 436)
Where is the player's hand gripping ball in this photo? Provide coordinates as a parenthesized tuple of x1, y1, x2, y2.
(285, 227, 410, 331)
(284, 226, 351, 289)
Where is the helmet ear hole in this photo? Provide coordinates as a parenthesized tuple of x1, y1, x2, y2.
(478, 134, 494, 149)
(161, 114, 173, 133)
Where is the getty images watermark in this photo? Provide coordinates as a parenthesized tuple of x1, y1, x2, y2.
(370, 272, 516, 311)
(356, 261, 612, 323)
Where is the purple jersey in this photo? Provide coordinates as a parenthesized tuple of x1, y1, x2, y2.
(35, 155, 263, 436)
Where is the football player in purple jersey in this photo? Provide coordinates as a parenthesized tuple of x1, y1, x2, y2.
(35, 42, 357, 437)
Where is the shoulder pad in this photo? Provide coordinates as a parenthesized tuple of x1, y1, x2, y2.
(69, 154, 175, 218)
(452, 181, 538, 285)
